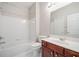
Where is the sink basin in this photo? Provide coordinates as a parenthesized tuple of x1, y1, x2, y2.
(47, 37, 60, 40)
(50, 39, 65, 44)
(45, 37, 68, 45)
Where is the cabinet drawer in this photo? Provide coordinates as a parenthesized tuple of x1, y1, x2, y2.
(65, 49, 79, 57)
(42, 40, 47, 47)
(47, 42, 64, 55)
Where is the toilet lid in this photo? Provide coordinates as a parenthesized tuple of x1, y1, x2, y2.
(32, 42, 41, 47)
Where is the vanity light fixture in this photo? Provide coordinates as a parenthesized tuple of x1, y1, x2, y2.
(48, 2, 56, 8)
(48, 2, 72, 12)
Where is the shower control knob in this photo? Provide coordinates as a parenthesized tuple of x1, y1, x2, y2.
(0, 36, 3, 40)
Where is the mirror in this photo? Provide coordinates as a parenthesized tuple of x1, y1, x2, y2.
(50, 2, 79, 38)
(50, 13, 66, 35)
(67, 13, 79, 38)
(50, 12, 79, 38)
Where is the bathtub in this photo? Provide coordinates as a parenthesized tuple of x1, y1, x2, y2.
(15, 42, 41, 57)
(0, 43, 35, 57)
(0, 43, 41, 57)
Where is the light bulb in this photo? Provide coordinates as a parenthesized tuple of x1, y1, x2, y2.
(22, 20, 26, 23)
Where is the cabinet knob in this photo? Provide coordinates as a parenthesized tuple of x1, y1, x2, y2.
(50, 52, 52, 55)
(73, 56, 76, 57)
(42, 43, 44, 46)
(55, 54, 58, 57)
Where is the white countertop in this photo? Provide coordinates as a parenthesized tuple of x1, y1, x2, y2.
(41, 37, 79, 52)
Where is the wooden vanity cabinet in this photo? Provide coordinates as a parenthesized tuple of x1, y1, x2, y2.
(42, 40, 64, 57)
(54, 51, 64, 57)
(42, 40, 53, 57)
(47, 42, 64, 57)
(42, 40, 54, 57)
(64, 49, 79, 57)
(42, 40, 47, 47)
(42, 46, 53, 57)
(42, 40, 79, 57)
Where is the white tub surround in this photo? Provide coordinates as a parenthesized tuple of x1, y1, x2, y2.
(0, 42, 41, 57)
(15, 42, 41, 57)
(0, 43, 32, 57)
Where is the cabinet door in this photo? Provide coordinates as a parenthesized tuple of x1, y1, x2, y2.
(54, 52, 64, 57)
(47, 42, 64, 55)
(42, 47, 54, 57)
(65, 49, 79, 57)
(42, 40, 47, 47)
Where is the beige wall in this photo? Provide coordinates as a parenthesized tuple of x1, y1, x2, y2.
(0, 2, 28, 19)
(39, 2, 50, 36)
(29, 3, 36, 19)
(36, 2, 40, 35)
(29, 2, 51, 36)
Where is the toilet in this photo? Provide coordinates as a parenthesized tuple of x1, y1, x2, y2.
(32, 42, 41, 57)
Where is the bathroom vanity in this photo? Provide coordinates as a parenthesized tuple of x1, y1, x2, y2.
(48, 3, 79, 57)
(42, 39, 79, 57)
